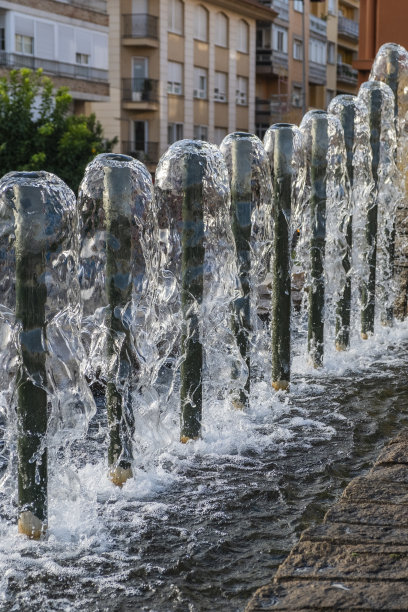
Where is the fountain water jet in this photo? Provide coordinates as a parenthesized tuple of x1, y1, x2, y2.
(78, 153, 155, 485)
(220, 132, 272, 405)
(263, 123, 303, 388)
(0, 170, 91, 538)
(155, 139, 242, 441)
(298, 110, 349, 365)
(358, 81, 397, 336)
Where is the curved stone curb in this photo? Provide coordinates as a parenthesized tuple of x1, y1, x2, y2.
(246, 431, 408, 610)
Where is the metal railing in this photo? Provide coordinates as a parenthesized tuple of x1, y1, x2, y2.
(338, 16, 359, 40)
(0, 52, 108, 82)
(122, 141, 159, 164)
(256, 48, 289, 72)
(122, 78, 159, 103)
(337, 62, 358, 84)
(256, 94, 289, 117)
(309, 14, 327, 38)
(122, 14, 158, 39)
(271, 0, 289, 21)
(309, 61, 326, 85)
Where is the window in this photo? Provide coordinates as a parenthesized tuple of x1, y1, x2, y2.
(272, 25, 288, 53)
(15, 34, 33, 54)
(76, 52, 89, 64)
(214, 127, 227, 145)
(292, 86, 302, 108)
(328, 0, 336, 15)
(236, 76, 248, 106)
(215, 13, 228, 47)
(293, 0, 303, 12)
(293, 38, 303, 61)
(168, 123, 184, 144)
(168, 0, 183, 35)
(256, 123, 269, 140)
(237, 20, 248, 53)
(194, 5, 208, 41)
(214, 71, 227, 102)
(326, 89, 335, 108)
(327, 42, 335, 64)
(168, 61, 183, 94)
(309, 38, 326, 65)
(194, 67, 207, 99)
(0, 28, 4, 51)
(194, 125, 208, 140)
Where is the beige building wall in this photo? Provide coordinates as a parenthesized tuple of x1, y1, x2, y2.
(97, 0, 275, 170)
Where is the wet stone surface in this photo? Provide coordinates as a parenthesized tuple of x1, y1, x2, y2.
(246, 432, 408, 611)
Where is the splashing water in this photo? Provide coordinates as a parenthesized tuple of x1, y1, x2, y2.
(370, 43, 408, 317)
(296, 110, 350, 355)
(0, 171, 94, 523)
(358, 81, 399, 325)
(220, 132, 273, 394)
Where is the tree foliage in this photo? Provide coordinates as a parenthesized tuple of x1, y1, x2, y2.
(0, 68, 117, 193)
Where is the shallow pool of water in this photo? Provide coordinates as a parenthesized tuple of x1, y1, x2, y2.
(1, 324, 408, 611)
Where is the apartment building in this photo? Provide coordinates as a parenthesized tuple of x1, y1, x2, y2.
(255, 0, 359, 136)
(0, 0, 109, 114)
(94, 0, 276, 172)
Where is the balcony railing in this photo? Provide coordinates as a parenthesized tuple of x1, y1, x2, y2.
(0, 51, 108, 82)
(122, 78, 159, 103)
(310, 14, 327, 38)
(256, 94, 289, 118)
(123, 141, 159, 164)
(122, 14, 158, 39)
(271, 0, 289, 21)
(256, 48, 289, 72)
(309, 61, 326, 85)
(338, 16, 359, 41)
(337, 62, 358, 85)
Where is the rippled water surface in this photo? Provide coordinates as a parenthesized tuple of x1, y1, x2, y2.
(1, 323, 408, 612)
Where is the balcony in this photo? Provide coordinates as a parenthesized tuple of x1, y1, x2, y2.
(271, 0, 289, 22)
(256, 48, 288, 75)
(0, 51, 108, 82)
(309, 61, 326, 85)
(310, 15, 327, 39)
(338, 16, 359, 41)
(122, 14, 159, 46)
(337, 62, 358, 85)
(123, 141, 159, 165)
(256, 94, 289, 120)
(122, 78, 159, 110)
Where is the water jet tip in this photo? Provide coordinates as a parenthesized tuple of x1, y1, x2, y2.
(18, 511, 47, 540)
(272, 380, 290, 392)
(180, 435, 199, 444)
(109, 465, 133, 487)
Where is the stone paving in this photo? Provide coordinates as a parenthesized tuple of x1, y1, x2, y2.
(246, 431, 408, 610)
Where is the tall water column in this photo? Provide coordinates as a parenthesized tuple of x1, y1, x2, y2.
(78, 153, 155, 486)
(155, 140, 242, 441)
(370, 43, 408, 320)
(358, 81, 397, 337)
(298, 111, 349, 365)
(263, 124, 303, 389)
(220, 132, 272, 406)
(0, 171, 91, 538)
(328, 95, 373, 349)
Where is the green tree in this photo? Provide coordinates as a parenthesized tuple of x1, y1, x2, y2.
(0, 68, 117, 193)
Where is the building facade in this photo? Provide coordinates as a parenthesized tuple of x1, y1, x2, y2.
(255, 0, 360, 136)
(0, 0, 109, 114)
(94, 0, 276, 172)
(356, 0, 408, 84)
